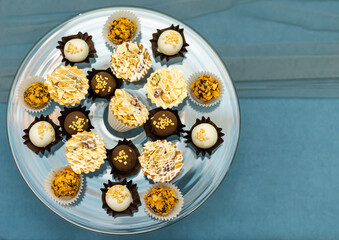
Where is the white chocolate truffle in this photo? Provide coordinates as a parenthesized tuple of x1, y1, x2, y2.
(29, 121, 55, 148)
(105, 185, 132, 212)
(191, 123, 218, 149)
(157, 30, 183, 56)
(64, 39, 89, 62)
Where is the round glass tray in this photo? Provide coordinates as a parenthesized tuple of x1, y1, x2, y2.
(7, 7, 240, 234)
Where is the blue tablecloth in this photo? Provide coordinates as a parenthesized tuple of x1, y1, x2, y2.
(1, 0, 339, 239)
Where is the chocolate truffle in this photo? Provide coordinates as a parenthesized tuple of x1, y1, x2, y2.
(29, 121, 55, 148)
(157, 30, 183, 56)
(64, 111, 90, 135)
(111, 145, 137, 172)
(191, 123, 218, 149)
(151, 110, 178, 137)
(90, 71, 116, 97)
(64, 38, 89, 63)
(105, 185, 133, 212)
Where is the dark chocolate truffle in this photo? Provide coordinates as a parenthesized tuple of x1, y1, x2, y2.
(64, 111, 90, 135)
(151, 111, 178, 137)
(90, 71, 116, 97)
(111, 145, 137, 172)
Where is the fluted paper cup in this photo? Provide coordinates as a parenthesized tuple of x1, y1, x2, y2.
(17, 76, 51, 113)
(102, 10, 141, 49)
(44, 166, 84, 206)
(141, 182, 183, 221)
(187, 71, 224, 107)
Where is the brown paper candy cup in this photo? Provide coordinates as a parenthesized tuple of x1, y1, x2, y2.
(150, 24, 189, 62)
(101, 179, 141, 217)
(17, 76, 52, 114)
(58, 105, 94, 140)
(184, 116, 224, 156)
(22, 115, 63, 155)
(56, 32, 96, 66)
(106, 138, 141, 180)
(143, 107, 185, 141)
(86, 67, 123, 101)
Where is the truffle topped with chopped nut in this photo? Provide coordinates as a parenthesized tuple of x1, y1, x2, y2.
(105, 185, 133, 212)
(111, 145, 137, 172)
(29, 121, 56, 148)
(157, 30, 183, 56)
(64, 111, 90, 135)
(150, 110, 178, 138)
(90, 71, 116, 98)
(191, 123, 218, 149)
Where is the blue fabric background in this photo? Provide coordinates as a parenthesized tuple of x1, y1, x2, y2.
(1, 0, 339, 239)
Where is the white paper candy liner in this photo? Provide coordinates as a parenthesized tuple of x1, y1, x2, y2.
(187, 71, 224, 107)
(107, 104, 139, 132)
(17, 76, 51, 113)
(102, 10, 141, 49)
(141, 182, 184, 221)
(44, 166, 84, 206)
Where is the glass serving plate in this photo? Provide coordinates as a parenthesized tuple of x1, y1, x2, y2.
(6, 7, 240, 235)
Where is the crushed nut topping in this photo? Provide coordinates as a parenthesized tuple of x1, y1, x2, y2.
(163, 31, 180, 48)
(23, 82, 50, 109)
(108, 17, 136, 44)
(190, 74, 220, 103)
(51, 167, 80, 198)
(152, 114, 175, 130)
(68, 116, 88, 132)
(106, 185, 129, 203)
(37, 121, 55, 140)
(195, 128, 209, 143)
(65, 42, 83, 55)
(144, 186, 178, 216)
(94, 74, 108, 93)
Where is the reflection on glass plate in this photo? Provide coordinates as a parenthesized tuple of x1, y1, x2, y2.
(7, 7, 240, 235)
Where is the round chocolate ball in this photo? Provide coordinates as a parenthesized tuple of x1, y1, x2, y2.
(64, 111, 90, 135)
(111, 145, 137, 172)
(91, 72, 116, 97)
(151, 111, 178, 137)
